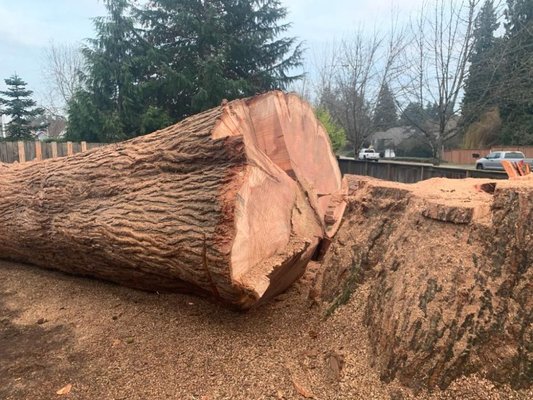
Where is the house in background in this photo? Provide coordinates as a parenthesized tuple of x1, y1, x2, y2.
(369, 127, 415, 158)
(32, 114, 67, 141)
(0, 113, 66, 140)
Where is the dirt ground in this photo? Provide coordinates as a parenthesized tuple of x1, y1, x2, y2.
(1, 260, 532, 400)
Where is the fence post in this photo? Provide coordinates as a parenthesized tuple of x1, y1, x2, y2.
(420, 166, 425, 181)
(387, 162, 392, 180)
(17, 141, 25, 163)
(51, 142, 58, 159)
(67, 141, 73, 156)
(35, 141, 42, 161)
(81, 141, 87, 152)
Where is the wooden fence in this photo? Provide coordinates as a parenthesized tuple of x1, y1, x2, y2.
(0, 141, 105, 164)
(443, 146, 533, 165)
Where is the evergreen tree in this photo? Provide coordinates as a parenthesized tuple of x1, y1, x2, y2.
(0, 74, 45, 140)
(399, 102, 423, 127)
(400, 102, 439, 129)
(67, 0, 303, 142)
(66, 91, 105, 142)
(140, 106, 172, 135)
(372, 83, 397, 131)
(139, 0, 303, 118)
(67, 0, 147, 141)
(461, 0, 501, 127)
(499, 0, 533, 144)
(505, 0, 533, 34)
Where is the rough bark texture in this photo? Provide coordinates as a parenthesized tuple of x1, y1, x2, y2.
(312, 175, 533, 390)
(0, 91, 346, 310)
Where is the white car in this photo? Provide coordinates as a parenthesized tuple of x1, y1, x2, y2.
(475, 151, 533, 170)
(358, 148, 380, 161)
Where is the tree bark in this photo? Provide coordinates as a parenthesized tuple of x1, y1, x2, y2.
(0, 91, 346, 310)
(313, 175, 533, 389)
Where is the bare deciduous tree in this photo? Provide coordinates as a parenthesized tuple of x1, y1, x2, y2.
(395, 0, 480, 162)
(42, 42, 84, 115)
(314, 19, 406, 155)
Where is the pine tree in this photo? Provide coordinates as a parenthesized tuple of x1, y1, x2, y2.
(67, 0, 146, 141)
(499, 0, 533, 144)
(505, 0, 533, 34)
(67, 0, 303, 142)
(400, 102, 438, 129)
(461, 0, 501, 128)
(66, 91, 104, 142)
(0, 74, 45, 140)
(372, 83, 397, 131)
(139, 0, 303, 118)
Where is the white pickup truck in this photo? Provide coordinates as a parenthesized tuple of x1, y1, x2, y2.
(358, 148, 380, 161)
(475, 151, 533, 170)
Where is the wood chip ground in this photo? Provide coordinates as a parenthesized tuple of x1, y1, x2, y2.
(1, 260, 531, 399)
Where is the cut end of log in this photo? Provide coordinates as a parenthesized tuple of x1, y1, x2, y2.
(212, 91, 347, 306)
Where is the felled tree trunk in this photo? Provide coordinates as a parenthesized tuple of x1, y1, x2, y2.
(0, 91, 346, 310)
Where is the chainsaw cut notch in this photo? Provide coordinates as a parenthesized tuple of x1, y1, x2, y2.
(476, 182, 497, 194)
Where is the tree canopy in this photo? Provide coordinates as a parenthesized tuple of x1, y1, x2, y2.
(461, 0, 533, 146)
(67, 0, 303, 142)
(0, 74, 45, 140)
(373, 83, 397, 131)
(60, 0, 532, 151)
(67, 0, 145, 142)
(461, 0, 500, 126)
(499, 0, 533, 144)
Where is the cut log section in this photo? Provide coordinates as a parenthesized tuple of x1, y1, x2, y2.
(0, 91, 346, 310)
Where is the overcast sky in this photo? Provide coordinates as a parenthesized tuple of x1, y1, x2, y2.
(0, 0, 425, 105)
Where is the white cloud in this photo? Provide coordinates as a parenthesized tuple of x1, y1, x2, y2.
(0, 5, 51, 47)
(0, 0, 105, 48)
(0, 0, 433, 104)
(282, 0, 425, 42)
